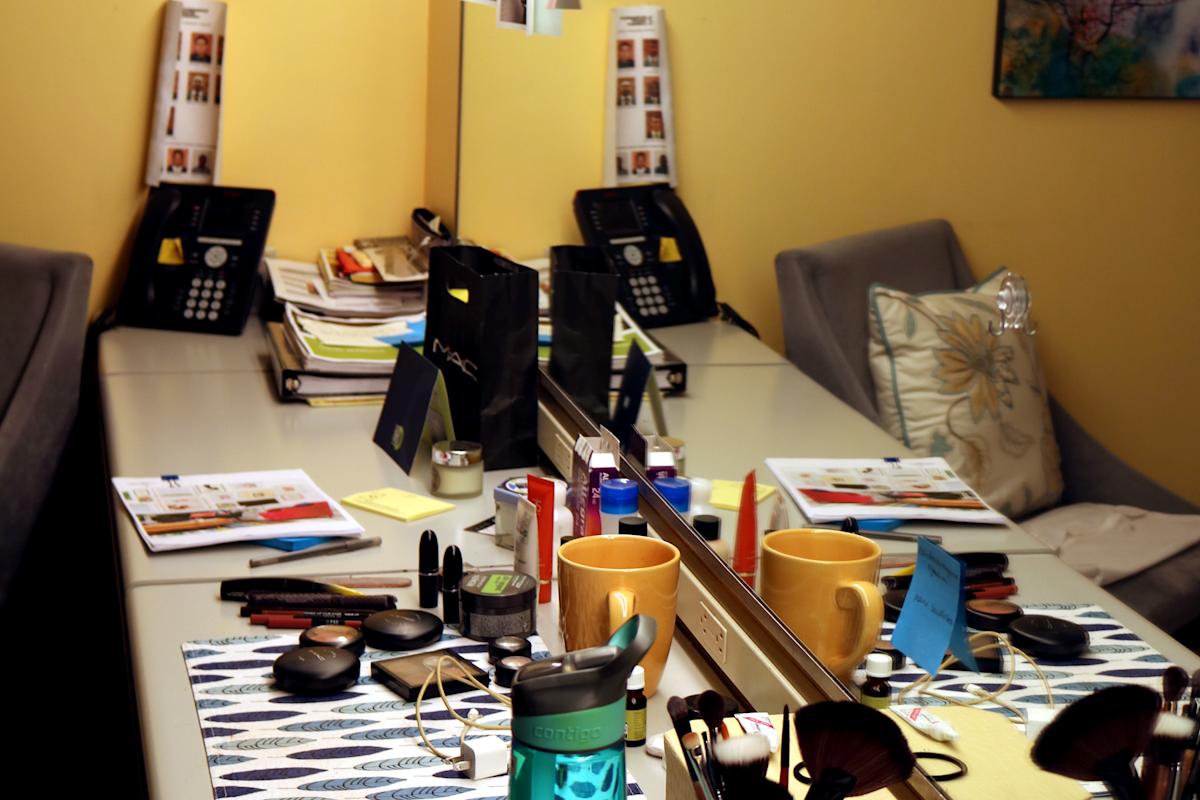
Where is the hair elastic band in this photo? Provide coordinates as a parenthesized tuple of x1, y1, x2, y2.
(793, 751, 967, 784)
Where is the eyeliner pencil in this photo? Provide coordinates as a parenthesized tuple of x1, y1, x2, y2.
(249, 537, 382, 568)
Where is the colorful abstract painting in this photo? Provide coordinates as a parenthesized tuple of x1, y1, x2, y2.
(994, 0, 1200, 97)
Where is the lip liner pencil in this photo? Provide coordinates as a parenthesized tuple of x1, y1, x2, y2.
(249, 537, 382, 568)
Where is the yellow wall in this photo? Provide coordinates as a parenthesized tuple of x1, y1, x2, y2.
(0, 0, 430, 318)
(456, 1, 1200, 506)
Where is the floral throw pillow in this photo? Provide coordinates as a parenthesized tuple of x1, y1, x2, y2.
(867, 268, 1063, 519)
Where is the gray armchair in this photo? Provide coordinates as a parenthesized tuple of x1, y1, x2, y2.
(774, 220, 1200, 631)
(0, 243, 91, 605)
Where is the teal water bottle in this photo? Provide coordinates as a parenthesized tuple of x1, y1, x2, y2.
(509, 615, 657, 800)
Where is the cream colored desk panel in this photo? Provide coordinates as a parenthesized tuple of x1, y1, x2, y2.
(99, 324, 271, 376)
(102, 369, 518, 588)
(653, 364, 1052, 555)
(126, 579, 723, 800)
(652, 319, 790, 366)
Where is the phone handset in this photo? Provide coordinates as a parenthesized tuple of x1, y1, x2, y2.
(119, 185, 183, 324)
(650, 186, 718, 318)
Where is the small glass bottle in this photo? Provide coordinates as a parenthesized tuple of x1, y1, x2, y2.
(431, 440, 484, 498)
(599, 479, 638, 535)
(694, 514, 730, 563)
(860, 653, 893, 710)
(625, 666, 647, 748)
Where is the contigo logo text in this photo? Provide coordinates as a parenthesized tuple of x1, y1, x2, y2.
(533, 725, 603, 742)
(431, 339, 478, 381)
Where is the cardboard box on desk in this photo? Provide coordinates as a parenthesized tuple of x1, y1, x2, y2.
(662, 707, 1086, 800)
(570, 429, 621, 537)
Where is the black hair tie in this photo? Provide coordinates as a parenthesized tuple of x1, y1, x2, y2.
(793, 752, 967, 784)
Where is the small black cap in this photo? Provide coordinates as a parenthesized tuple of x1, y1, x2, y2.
(488, 635, 532, 663)
(495, 655, 532, 688)
(618, 517, 648, 536)
(693, 514, 720, 541)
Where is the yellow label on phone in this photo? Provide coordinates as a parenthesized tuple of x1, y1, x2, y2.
(157, 238, 185, 265)
(659, 236, 682, 263)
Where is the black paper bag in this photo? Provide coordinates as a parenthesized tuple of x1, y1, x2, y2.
(423, 246, 539, 470)
(548, 245, 617, 424)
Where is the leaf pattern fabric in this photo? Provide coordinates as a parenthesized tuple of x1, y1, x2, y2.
(868, 269, 1063, 519)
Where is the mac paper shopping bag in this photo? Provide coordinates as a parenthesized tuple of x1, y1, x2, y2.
(423, 246, 539, 470)
(548, 245, 617, 425)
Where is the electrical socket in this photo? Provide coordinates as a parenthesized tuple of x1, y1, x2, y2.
(697, 601, 728, 665)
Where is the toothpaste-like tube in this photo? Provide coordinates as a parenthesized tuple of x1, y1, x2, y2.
(733, 712, 780, 752)
(890, 705, 959, 742)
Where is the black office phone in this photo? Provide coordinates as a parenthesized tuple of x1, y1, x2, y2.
(573, 184, 717, 328)
(118, 183, 275, 335)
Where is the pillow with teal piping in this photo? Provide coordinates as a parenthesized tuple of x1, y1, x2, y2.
(867, 268, 1062, 519)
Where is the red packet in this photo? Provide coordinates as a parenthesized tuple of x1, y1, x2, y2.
(733, 470, 758, 587)
(526, 475, 556, 604)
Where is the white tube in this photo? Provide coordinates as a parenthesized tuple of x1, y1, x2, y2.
(890, 705, 959, 743)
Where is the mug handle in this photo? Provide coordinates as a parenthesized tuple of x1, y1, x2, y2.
(608, 588, 637, 635)
(835, 580, 884, 672)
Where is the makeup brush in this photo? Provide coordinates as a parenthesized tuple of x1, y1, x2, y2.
(713, 733, 771, 792)
(1143, 667, 1192, 800)
(793, 701, 916, 800)
(682, 731, 718, 800)
(670, 696, 708, 800)
(1032, 684, 1159, 800)
(779, 704, 791, 791)
(698, 690, 727, 794)
(1181, 671, 1200, 800)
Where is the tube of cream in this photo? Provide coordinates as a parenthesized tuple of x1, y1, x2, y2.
(890, 705, 959, 743)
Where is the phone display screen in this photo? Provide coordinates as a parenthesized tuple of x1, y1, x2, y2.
(594, 199, 642, 238)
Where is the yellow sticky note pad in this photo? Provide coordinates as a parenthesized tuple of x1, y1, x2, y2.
(709, 479, 776, 511)
(342, 488, 454, 523)
(157, 238, 185, 265)
(659, 236, 682, 263)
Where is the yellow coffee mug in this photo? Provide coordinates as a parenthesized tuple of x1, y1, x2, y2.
(760, 529, 884, 678)
(557, 535, 680, 697)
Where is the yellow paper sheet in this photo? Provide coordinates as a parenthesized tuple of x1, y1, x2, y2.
(709, 479, 776, 511)
(342, 488, 454, 523)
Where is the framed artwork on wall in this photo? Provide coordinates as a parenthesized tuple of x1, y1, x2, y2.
(993, 0, 1200, 98)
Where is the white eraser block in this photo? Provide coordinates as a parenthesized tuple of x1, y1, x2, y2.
(646, 733, 665, 759)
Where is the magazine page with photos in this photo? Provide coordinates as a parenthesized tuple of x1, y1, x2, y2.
(112, 469, 363, 552)
(144, 0, 226, 186)
(766, 457, 1007, 525)
(604, 6, 676, 187)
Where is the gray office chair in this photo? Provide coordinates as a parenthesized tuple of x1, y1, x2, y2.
(0, 243, 91, 605)
(774, 220, 1200, 631)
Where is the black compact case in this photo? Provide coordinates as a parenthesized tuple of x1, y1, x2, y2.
(372, 649, 488, 702)
(273, 646, 360, 695)
(363, 609, 444, 651)
(1009, 614, 1090, 660)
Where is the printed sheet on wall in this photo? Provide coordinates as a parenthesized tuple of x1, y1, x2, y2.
(144, 0, 226, 186)
(604, 6, 676, 188)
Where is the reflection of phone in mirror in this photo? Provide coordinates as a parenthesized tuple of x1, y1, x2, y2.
(573, 184, 717, 329)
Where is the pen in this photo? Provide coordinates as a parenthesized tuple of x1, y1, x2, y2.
(248, 536, 382, 568)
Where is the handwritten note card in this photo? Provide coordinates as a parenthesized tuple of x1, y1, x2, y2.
(891, 537, 978, 675)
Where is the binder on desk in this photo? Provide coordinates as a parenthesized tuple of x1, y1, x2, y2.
(267, 322, 390, 401)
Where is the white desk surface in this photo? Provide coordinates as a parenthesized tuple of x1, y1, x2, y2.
(650, 319, 790, 367)
(652, 364, 1052, 556)
(101, 369, 526, 588)
(126, 578, 724, 800)
(100, 324, 271, 376)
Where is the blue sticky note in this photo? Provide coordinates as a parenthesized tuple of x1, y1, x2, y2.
(256, 536, 332, 552)
(891, 537, 978, 675)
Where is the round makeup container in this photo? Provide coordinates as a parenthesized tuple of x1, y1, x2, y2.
(300, 624, 366, 656)
(362, 609, 444, 651)
(432, 440, 484, 498)
(965, 599, 1024, 632)
(273, 646, 360, 695)
(1009, 614, 1089, 659)
(459, 570, 537, 641)
(488, 635, 532, 663)
(495, 655, 532, 689)
(883, 588, 907, 623)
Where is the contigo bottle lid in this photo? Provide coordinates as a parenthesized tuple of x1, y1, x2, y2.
(511, 614, 657, 717)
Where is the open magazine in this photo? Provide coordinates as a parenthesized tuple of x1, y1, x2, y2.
(765, 457, 1006, 525)
(112, 469, 363, 552)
